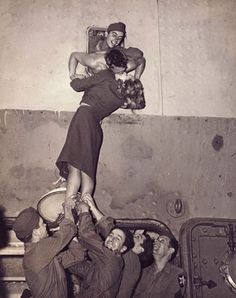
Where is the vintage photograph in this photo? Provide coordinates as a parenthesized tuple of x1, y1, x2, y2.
(0, 0, 236, 297)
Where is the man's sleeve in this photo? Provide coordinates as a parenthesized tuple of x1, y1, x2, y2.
(116, 252, 141, 298)
(78, 212, 109, 261)
(95, 216, 115, 239)
(33, 218, 77, 271)
(57, 238, 87, 269)
(174, 272, 187, 298)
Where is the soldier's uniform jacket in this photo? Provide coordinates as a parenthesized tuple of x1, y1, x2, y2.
(23, 219, 85, 298)
(75, 212, 124, 298)
(133, 262, 187, 298)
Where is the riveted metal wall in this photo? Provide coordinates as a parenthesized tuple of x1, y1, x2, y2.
(180, 218, 236, 298)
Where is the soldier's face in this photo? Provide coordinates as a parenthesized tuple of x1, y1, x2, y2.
(105, 228, 126, 252)
(146, 232, 169, 255)
(107, 31, 124, 48)
(37, 218, 48, 239)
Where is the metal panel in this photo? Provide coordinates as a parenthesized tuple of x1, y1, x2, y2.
(179, 218, 236, 298)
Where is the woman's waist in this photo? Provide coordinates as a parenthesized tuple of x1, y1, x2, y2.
(78, 103, 102, 122)
(81, 100, 122, 117)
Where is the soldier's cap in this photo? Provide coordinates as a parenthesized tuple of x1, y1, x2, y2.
(13, 207, 40, 241)
(107, 22, 126, 34)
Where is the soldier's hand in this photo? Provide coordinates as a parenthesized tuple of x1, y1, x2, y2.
(81, 193, 95, 209)
(63, 198, 76, 209)
(76, 202, 89, 214)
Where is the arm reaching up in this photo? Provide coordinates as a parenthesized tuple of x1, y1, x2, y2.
(63, 199, 75, 222)
(81, 193, 104, 222)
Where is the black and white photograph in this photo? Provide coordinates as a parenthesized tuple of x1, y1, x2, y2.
(0, 0, 236, 297)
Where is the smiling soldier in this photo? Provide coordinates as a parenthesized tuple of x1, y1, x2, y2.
(133, 230, 187, 298)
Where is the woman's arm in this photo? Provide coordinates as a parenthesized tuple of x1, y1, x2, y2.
(70, 69, 105, 92)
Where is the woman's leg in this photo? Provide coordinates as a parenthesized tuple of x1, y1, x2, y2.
(80, 170, 94, 196)
(66, 164, 82, 199)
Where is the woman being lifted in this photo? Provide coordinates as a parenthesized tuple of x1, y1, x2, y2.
(56, 49, 128, 203)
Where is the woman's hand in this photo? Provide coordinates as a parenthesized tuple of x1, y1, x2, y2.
(70, 74, 87, 80)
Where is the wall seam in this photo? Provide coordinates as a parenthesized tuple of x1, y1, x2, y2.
(156, 0, 163, 116)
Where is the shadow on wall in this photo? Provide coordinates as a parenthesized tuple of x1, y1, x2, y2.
(0, 205, 9, 298)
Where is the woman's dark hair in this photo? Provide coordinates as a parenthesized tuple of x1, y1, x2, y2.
(105, 49, 128, 68)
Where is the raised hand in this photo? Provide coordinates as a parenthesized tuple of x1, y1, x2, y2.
(70, 74, 87, 80)
(76, 201, 89, 214)
(81, 193, 95, 209)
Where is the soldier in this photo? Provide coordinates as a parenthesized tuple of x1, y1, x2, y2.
(57, 49, 128, 203)
(69, 194, 134, 298)
(81, 194, 153, 298)
(116, 229, 154, 298)
(93, 22, 126, 52)
(12, 202, 86, 298)
(69, 22, 146, 80)
(133, 230, 187, 298)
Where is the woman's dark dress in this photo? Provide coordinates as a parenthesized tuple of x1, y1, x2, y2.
(56, 70, 124, 181)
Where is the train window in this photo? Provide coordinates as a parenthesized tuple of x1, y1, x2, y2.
(86, 26, 125, 53)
